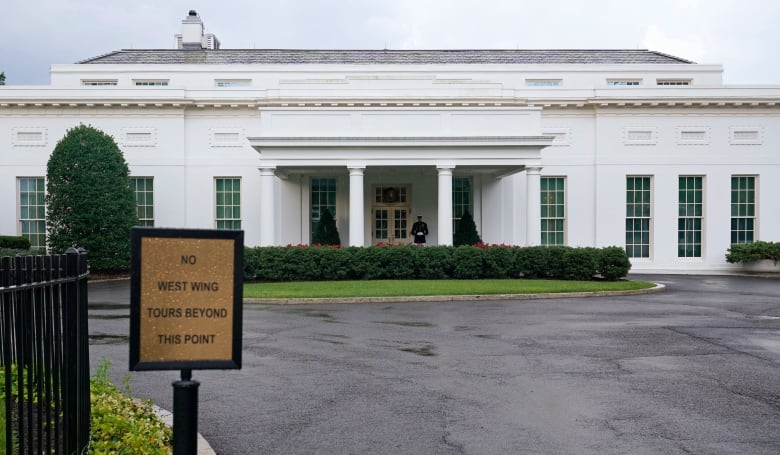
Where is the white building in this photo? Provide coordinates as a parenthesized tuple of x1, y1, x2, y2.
(1, 11, 778, 273)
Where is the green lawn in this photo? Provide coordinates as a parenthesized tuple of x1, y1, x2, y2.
(245, 279, 655, 299)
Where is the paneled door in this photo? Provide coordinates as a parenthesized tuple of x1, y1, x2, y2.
(373, 206, 411, 245)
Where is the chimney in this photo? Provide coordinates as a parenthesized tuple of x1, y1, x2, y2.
(175, 10, 220, 50)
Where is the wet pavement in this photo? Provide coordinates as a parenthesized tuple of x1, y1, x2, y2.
(88, 274, 780, 454)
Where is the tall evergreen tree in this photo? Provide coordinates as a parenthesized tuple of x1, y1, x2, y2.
(0, 72, 5, 85)
(453, 211, 482, 246)
(312, 208, 341, 245)
(46, 125, 138, 271)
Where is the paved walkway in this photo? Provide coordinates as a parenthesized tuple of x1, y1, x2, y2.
(88, 274, 780, 454)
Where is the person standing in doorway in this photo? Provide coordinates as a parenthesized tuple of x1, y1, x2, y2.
(411, 215, 429, 246)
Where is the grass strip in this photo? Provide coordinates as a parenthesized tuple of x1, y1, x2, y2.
(245, 279, 655, 299)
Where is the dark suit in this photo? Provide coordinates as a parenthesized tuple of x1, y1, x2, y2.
(411, 220, 429, 244)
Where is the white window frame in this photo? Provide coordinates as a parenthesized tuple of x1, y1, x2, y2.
(81, 79, 118, 86)
(625, 176, 653, 259)
(131, 177, 155, 227)
(134, 80, 169, 87)
(525, 79, 562, 87)
(607, 79, 641, 86)
(215, 79, 251, 88)
(657, 79, 692, 86)
(17, 177, 47, 250)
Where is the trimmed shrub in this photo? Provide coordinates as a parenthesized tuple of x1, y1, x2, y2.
(452, 246, 486, 279)
(598, 246, 633, 280)
(312, 208, 341, 246)
(412, 246, 454, 279)
(243, 244, 632, 282)
(350, 246, 384, 280)
(482, 244, 515, 278)
(453, 212, 482, 246)
(0, 235, 31, 250)
(560, 247, 599, 280)
(46, 125, 137, 272)
(726, 241, 780, 264)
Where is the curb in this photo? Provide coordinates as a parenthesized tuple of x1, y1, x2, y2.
(244, 282, 666, 305)
(151, 404, 216, 455)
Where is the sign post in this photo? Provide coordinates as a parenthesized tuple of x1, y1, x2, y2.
(130, 228, 243, 455)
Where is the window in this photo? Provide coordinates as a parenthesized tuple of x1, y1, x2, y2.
(12, 127, 47, 146)
(625, 177, 652, 258)
(134, 80, 169, 86)
(540, 177, 565, 245)
(452, 177, 473, 233)
(81, 80, 117, 86)
(657, 79, 691, 86)
(18, 177, 46, 249)
(678, 176, 703, 258)
(215, 178, 241, 229)
(131, 177, 154, 227)
(526, 79, 562, 87)
(215, 79, 251, 88)
(731, 176, 756, 244)
(607, 80, 641, 86)
(311, 178, 337, 241)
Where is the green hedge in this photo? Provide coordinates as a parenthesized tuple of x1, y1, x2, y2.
(244, 244, 631, 282)
(0, 235, 31, 250)
(726, 241, 780, 264)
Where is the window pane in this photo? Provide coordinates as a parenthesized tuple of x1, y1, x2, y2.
(541, 177, 565, 246)
(626, 177, 651, 258)
(18, 177, 47, 249)
(730, 176, 756, 245)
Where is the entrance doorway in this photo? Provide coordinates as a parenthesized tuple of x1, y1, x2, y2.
(372, 185, 411, 245)
(373, 206, 411, 245)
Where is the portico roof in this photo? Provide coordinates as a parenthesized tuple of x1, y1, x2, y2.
(248, 135, 553, 179)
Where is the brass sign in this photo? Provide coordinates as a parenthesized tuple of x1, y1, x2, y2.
(130, 228, 243, 370)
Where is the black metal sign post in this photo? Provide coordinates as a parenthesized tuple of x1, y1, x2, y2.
(173, 369, 199, 454)
(129, 228, 243, 455)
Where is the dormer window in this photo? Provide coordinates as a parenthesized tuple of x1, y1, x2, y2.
(607, 79, 641, 86)
(81, 80, 117, 86)
(657, 79, 692, 86)
(526, 79, 562, 87)
(134, 80, 169, 87)
(215, 79, 251, 88)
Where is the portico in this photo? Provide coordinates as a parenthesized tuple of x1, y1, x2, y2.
(248, 107, 553, 247)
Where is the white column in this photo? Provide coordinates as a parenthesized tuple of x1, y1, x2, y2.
(348, 166, 366, 247)
(525, 166, 542, 246)
(258, 167, 276, 246)
(437, 165, 454, 246)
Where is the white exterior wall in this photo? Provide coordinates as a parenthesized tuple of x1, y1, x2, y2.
(2, 57, 779, 273)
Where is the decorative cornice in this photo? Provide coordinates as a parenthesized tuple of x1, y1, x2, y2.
(0, 98, 778, 110)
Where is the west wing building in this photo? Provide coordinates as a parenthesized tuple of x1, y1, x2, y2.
(2, 11, 779, 273)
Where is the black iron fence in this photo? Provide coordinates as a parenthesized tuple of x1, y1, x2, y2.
(0, 248, 90, 454)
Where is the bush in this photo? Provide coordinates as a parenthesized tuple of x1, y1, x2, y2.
(89, 359, 172, 454)
(452, 246, 486, 279)
(482, 244, 515, 278)
(561, 247, 599, 280)
(598, 246, 633, 280)
(0, 235, 31, 250)
(46, 125, 137, 273)
(726, 241, 780, 264)
(453, 212, 482, 246)
(412, 246, 453, 279)
(312, 208, 341, 246)
(243, 244, 632, 282)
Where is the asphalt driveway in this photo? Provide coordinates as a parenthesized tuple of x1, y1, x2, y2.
(88, 275, 780, 454)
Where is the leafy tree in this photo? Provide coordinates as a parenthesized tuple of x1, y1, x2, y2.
(312, 208, 341, 245)
(46, 125, 138, 272)
(453, 211, 482, 246)
(0, 72, 5, 85)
